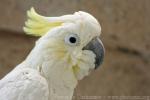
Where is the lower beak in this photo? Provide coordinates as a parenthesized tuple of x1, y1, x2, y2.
(83, 37, 105, 69)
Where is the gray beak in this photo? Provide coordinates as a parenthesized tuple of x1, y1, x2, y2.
(83, 37, 105, 69)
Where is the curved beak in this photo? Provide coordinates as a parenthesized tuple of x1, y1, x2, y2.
(83, 37, 105, 69)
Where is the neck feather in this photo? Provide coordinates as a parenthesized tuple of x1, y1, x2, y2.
(21, 45, 78, 99)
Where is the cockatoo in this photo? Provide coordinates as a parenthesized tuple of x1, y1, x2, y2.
(0, 8, 104, 100)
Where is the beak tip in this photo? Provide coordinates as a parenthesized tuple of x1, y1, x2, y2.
(93, 37, 105, 70)
(94, 49, 105, 70)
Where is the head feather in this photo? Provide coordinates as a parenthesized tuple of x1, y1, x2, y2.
(23, 7, 63, 36)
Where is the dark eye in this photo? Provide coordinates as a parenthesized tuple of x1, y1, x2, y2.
(65, 33, 80, 46)
(69, 37, 76, 43)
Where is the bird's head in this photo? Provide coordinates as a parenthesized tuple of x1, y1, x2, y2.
(24, 8, 104, 80)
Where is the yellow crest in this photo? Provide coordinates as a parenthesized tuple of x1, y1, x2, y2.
(23, 7, 63, 36)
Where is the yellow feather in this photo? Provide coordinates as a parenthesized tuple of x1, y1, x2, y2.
(24, 7, 63, 36)
(72, 65, 80, 75)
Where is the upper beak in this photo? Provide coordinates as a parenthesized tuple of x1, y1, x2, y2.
(83, 37, 105, 69)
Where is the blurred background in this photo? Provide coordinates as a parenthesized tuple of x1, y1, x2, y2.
(0, 0, 150, 99)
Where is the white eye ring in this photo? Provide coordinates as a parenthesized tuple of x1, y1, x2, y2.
(65, 33, 80, 46)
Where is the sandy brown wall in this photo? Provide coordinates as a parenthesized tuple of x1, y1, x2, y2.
(0, 0, 150, 99)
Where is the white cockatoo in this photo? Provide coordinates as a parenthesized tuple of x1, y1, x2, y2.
(0, 8, 104, 100)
